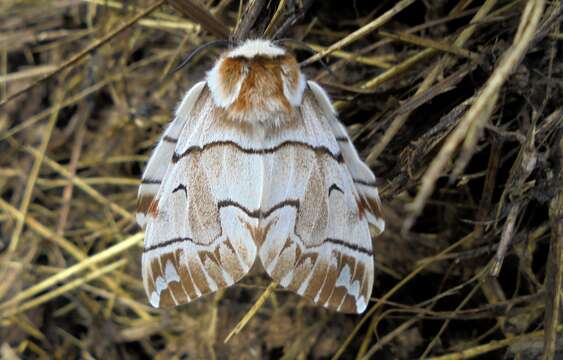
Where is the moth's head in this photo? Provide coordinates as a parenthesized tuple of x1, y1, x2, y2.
(206, 39, 306, 122)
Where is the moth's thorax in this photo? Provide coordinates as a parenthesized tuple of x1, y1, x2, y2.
(207, 39, 306, 125)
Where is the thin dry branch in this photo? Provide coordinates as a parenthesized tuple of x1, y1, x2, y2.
(167, 0, 230, 38)
(0, 0, 166, 107)
(405, 0, 547, 231)
(302, 0, 417, 66)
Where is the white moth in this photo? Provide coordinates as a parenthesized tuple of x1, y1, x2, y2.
(137, 39, 385, 313)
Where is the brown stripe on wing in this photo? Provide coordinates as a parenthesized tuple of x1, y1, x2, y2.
(263, 243, 372, 313)
(198, 250, 229, 288)
(288, 252, 317, 290)
(187, 256, 212, 295)
(327, 253, 357, 311)
(172, 140, 344, 164)
(340, 294, 358, 313)
(316, 252, 340, 306)
(160, 252, 189, 306)
(301, 258, 329, 300)
(137, 195, 159, 217)
(356, 194, 384, 221)
(243, 220, 274, 247)
(143, 237, 251, 308)
(216, 239, 245, 281)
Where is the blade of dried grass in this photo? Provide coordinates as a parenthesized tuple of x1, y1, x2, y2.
(167, 0, 230, 38)
(488, 112, 538, 278)
(333, 47, 437, 110)
(307, 43, 393, 68)
(9, 315, 46, 342)
(426, 324, 563, 360)
(405, 0, 547, 232)
(84, 0, 199, 31)
(56, 101, 89, 240)
(37, 177, 139, 188)
(0, 65, 57, 83)
(22, 145, 133, 220)
(0, 0, 165, 108)
(420, 278, 483, 358)
(7, 86, 65, 252)
(0, 197, 85, 263)
(302, 0, 417, 66)
(0, 233, 143, 313)
(0, 50, 170, 142)
(1, 44, 6, 100)
(378, 31, 480, 60)
(1, 259, 127, 319)
(263, 0, 287, 38)
(224, 281, 277, 343)
(280, 319, 328, 360)
(232, 0, 267, 41)
(366, 0, 499, 164)
(543, 135, 563, 360)
(359, 318, 417, 360)
(332, 232, 478, 359)
(356, 315, 377, 359)
(360, 48, 436, 91)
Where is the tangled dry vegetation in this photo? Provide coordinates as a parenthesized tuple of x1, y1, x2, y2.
(0, 0, 562, 359)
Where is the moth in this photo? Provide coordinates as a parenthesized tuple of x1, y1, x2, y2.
(137, 39, 384, 314)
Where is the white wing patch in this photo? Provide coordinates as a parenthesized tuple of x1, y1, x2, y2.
(308, 81, 385, 233)
(137, 81, 205, 228)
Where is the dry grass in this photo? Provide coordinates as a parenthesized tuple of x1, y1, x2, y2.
(1, 0, 562, 359)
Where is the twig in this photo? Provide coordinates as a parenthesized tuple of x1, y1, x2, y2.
(332, 232, 477, 359)
(232, 0, 267, 41)
(22, 145, 133, 220)
(0, 0, 165, 108)
(491, 122, 538, 276)
(426, 324, 563, 360)
(302, 0, 417, 66)
(1, 259, 127, 319)
(360, 318, 418, 359)
(405, 0, 547, 232)
(224, 281, 277, 343)
(543, 135, 563, 360)
(55, 98, 90, 240)
(8, 86, 65, 252)
(263, 0, 287, 37)
(0, 232, 143, 312)
(378, 31, 480, 61)
(167, 0, 230, 38)
(366, 0, 498, 164)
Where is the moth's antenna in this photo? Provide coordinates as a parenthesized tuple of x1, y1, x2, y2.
(274, 38, 340, 81)
(172, 39, 231, 74)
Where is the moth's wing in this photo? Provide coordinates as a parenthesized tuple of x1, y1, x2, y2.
(137, 81, 206, 228)
(258, 89, 376, 313)
(140, 87, 258, 308)
(308, 81, 384, 233)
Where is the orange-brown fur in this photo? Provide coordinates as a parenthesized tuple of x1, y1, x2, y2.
(137, 195, 159, 217)
(218, 57, 244, 97)
(222, 54, 298, 117)
(279, 55, 301, 90)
